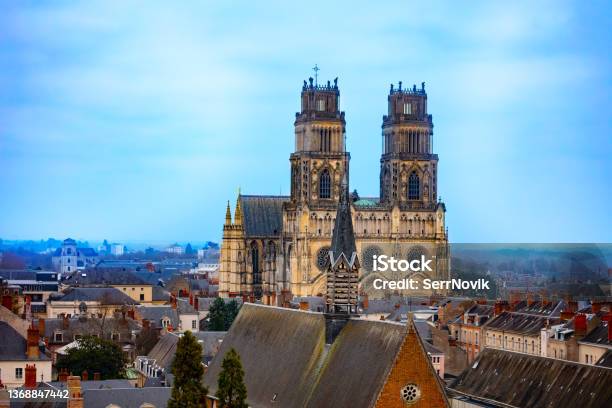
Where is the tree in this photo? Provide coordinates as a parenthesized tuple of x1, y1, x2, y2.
(224, 300, 240, 330)
(168, 331, 207, 408)
(56, 336, 125, 379)
(216, 348, 247, 408)
(208, 298, 228, 331)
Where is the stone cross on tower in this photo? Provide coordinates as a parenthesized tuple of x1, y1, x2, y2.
(312, 64, 320, 85)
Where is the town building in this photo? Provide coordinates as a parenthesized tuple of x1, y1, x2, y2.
(447, 302, 494, 363)
(448, 348, 612, 408)
(219, 79, 449, 305)
(67, 269, 153, 303)
(52, 238, 99, 278)
(46, 288, 138, 318)
(0, 321, 52, 388)
(579, 314, 612, 365)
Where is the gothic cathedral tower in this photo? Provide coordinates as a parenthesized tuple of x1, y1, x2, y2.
(290, 77, 348, 207)
(380, 82, 437, 207)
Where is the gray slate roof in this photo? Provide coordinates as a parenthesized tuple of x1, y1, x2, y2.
(147, 331, 226, 370)
(83, 387, 171, 408)
(203, 304, 437, 408)
(52, 287, 138, 305)
(136, 306, 179, 329)
(0, 321, 49, 361)
(581, 320, 611, 346)
(448, 348, 612, 408)
(240, 195, 287, 237)
(42, 316, 140, 345)
(69, 269, 149, 286)
(483, 311, 560, 336)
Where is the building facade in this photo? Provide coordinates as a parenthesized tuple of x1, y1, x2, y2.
(219, 79, 450, 304)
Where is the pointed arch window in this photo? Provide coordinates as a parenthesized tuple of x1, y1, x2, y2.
(319, 169, 331, 199)
(408, 171, 420, 200)
(251, 242, 261, 284)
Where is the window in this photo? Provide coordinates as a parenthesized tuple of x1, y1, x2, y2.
(316, 99, 325, 111)
(54, 332, 63, 342)
(403, 102, 412, 115)
(139, 294, 145, 301)
(408, 172, 420, 200)
(192, 320, 197, 329)
(319, 169, 331, 199)
(15, 368, 23, 379)
(251, 242, 261, 285)
(67, 266, 71, 272)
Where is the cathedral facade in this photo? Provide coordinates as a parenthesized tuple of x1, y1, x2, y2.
(219, 78, 449, 305)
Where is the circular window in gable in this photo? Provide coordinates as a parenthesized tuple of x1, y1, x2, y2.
(400, 383, 421, 404)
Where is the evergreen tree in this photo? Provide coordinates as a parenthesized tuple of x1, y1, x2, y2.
(168, 331, 207, 408)
(208, 297, 227, 331)
(216, 348, 247, 408)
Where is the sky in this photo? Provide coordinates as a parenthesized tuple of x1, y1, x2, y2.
(0, 0, 610, 244)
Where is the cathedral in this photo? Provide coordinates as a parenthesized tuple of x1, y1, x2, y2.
(219, 77, 450, 305)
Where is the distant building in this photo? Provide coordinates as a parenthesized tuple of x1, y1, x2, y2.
(68, 269, 154, 303)
(51, 238, 98, 277)
(579, 315, 612, 365)
(165, 244, 184, 255)
(110, 243, 125, 256)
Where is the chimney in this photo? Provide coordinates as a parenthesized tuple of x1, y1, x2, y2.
(574, 313, 587, 337)
(477, 298, 487, 305)
(299, 301, 309, 311)
(194, 297, 199, 311)
(494, 300, 509, 316)
(93, 372, 101, 381)
(63, 314, 70, 329)
(67, 376, 84, 408)
(527, 293, 534, 307)
(127, 309, 135, 319)
(27, 325, 40, 359)
(81, 370, 88, 381)
(38, 318, 46, 339)
(189, 294, 193, 306)
(59, 368, 69, 382)
(608, 319, 612, 343)
(24, 364, 37, 388)
(362, 293, 369, 310)
(142, 319, 150, 329)
(170, 295, 177, 309)
(568, 300, 578, 313)
(560, 310, 575, 321)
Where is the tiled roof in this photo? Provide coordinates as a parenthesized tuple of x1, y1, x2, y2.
(239, 195, 287, 237)
(484, 311, 559, 336)
(581, 320, 611, 346)
(51, 288, 138, 305)
(448, 348, 612, 408)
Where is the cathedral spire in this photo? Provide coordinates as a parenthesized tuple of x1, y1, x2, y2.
(234, 192, 243, 226)
(329, 172, 357, 267)
(326, 171, 359, 315)
(225, 201, 232, 225)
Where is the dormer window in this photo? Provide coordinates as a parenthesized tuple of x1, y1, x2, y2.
(403, 102, 412, 115)
(316, 99, 326, 111)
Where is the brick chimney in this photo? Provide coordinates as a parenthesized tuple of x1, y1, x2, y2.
(170, 295, 177, 309)
(127, 309, 135, 319)
(38, 318, 46, 339)
(189, 294, 193, 306)
(494, 300, 509, 316)
(27, 325, 40, 360)
(81, 371, 88, 381)
(568, 300, 578, 313)
(62, 314, 70, 329)
(299, 301, 309, 311)
(142, 319, 150, 329)
(67, 376, 84, 408)
(194, 296, 199, 311)
(24, 364, 37, 388)
(574, 313, 587, 337)
(93, 372, 101, 381)
(527, 293, 534, 307)
(362, 293, 369, 310)
(59, 368, 69, 382)
(477, 298, 487, 305)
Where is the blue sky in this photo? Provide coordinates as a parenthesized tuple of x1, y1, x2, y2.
(0, 1, 610, 244)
